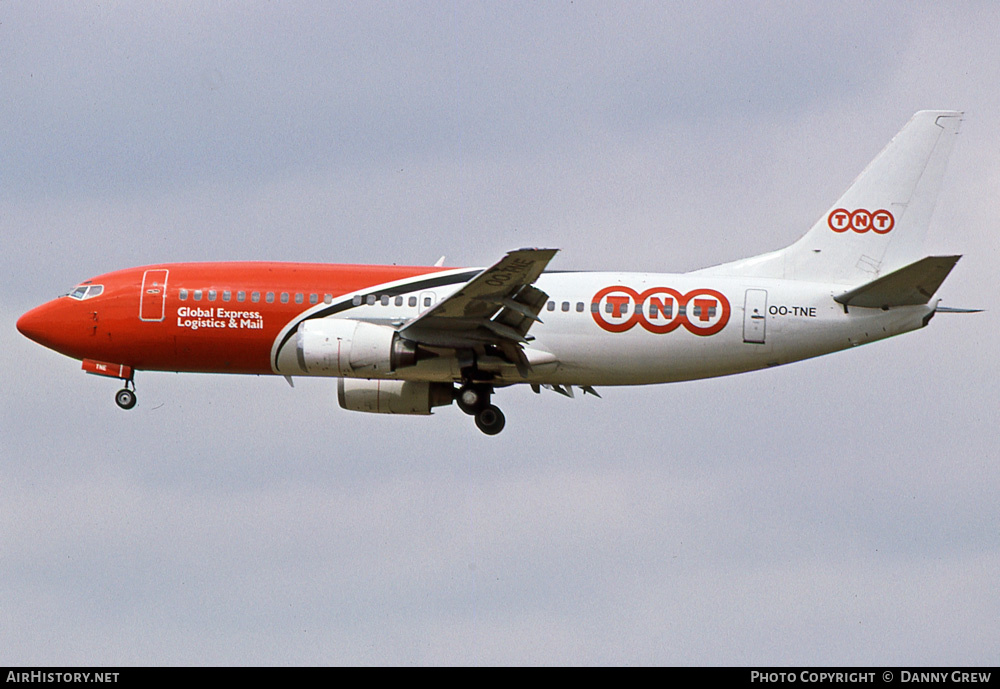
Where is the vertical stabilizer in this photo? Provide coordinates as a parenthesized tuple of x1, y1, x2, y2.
(695, 111, 962, 285)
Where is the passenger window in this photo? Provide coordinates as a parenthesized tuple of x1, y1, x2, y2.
(352, 295, 362, 306)
(223, 290, 231, 302)
(423, 297, 432, 307)
(208, 290, 217, 301)
(561, 301, 570, 312)
(237, 291, 246, 302)
(280, 292, 289, 303)
(366, 295, 376, 305)
(266, 292, 275, 303)
(324, 294, 333, 304)
(547, 301, 555, 311)
(194, 290, 203, 301)
(408, 297, 417, 307)
(576, 302, 584, 312)
(394, 296, 403, 306)
(295, 293, 304, 304)
(649, 301, 672, 317)
(309, 294, 318, 305)
(251, 291, 260, 303)
(179, 289, 188, 301)
(380, 295, 389, 306)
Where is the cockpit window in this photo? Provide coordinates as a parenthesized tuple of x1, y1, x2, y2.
(68, 284, 104, 300)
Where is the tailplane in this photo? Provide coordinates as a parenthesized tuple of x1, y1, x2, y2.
(833, 255, 960, 309)
(695, 110, 963, 285)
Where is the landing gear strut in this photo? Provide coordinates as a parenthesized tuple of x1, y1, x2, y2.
(456, 383, 506, 435)
(115, 378, 137, 410)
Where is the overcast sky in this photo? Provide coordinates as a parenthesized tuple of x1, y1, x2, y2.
(2, 1, 998, 666)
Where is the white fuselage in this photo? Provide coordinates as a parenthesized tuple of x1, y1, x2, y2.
(275, 270, 934, 387)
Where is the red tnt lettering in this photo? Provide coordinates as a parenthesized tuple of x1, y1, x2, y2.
(692, 298, 716, 322)
(647, 296, 673, 318)
(592, 286, 729, 336)
(830, 208, 894, 234)
(828, 209, 850, 232)
(872, 209, 895, 234)
(850, 209, 872, 232)
(606, 295, 630, 318)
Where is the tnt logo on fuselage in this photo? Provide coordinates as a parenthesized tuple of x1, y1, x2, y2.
(591, 286, 730, 336)
(828, 208, 895, 234)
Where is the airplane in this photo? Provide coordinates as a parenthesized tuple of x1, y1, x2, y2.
(17, 110, 979, 434)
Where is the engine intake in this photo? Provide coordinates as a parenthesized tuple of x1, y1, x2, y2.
(338, 378, 454, 415)
(297, 319, 418, 376)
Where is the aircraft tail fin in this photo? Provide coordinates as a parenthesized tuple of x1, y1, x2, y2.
(695, 111, 963, 285)
(833, 255, 960, 309)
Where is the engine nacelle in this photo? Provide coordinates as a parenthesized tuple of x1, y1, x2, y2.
(337, 378, 454, 415)
(297, 319, 418, 376)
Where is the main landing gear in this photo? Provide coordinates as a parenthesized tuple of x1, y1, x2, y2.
(456, 383, 505, 435)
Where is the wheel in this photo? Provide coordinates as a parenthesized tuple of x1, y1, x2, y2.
(474, 404, 505, 435)
(456, 384, 488, 415)
(115, 388, 137, 410)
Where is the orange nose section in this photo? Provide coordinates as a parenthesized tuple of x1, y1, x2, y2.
(17, 303, 57, 347)
(17, 299, 86, 355)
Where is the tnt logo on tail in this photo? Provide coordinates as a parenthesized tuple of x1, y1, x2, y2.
(828, 208, 895, 234)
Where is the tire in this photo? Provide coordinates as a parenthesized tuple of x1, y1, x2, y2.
(115, 388, 137, 410)
(474, 404, 505, 435)
(456, 385, 486, 415)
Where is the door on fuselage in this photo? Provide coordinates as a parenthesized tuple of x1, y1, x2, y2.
(743, 289, 767, 344)
(140, 269, 169, 322)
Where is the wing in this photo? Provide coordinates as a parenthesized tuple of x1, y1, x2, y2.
(397, 248, 558, 371)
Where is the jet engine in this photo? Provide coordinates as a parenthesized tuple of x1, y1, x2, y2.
(337, 378, 454, 415)
(297, 319, 418, 376)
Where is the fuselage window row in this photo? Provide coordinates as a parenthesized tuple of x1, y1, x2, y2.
(175, 290, 599, 318)
(177, 290, 330, 305)
(351, 294, 422, 308)
(547, 301, 587, 313)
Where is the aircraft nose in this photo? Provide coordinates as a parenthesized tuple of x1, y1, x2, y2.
(18, 304, 47, 343)
(17, 301, 67, 350)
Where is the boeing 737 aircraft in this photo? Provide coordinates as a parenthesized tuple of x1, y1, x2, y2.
(18, 111, 976, 434)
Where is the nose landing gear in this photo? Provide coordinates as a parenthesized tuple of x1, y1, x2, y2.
(456, 383, 506, 435)
(113, 375, 137, 410)
(81, 359, 137, 410)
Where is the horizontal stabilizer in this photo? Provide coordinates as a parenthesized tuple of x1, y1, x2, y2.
(935, 306, 984, 313)
(834, 255, 961, 309)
